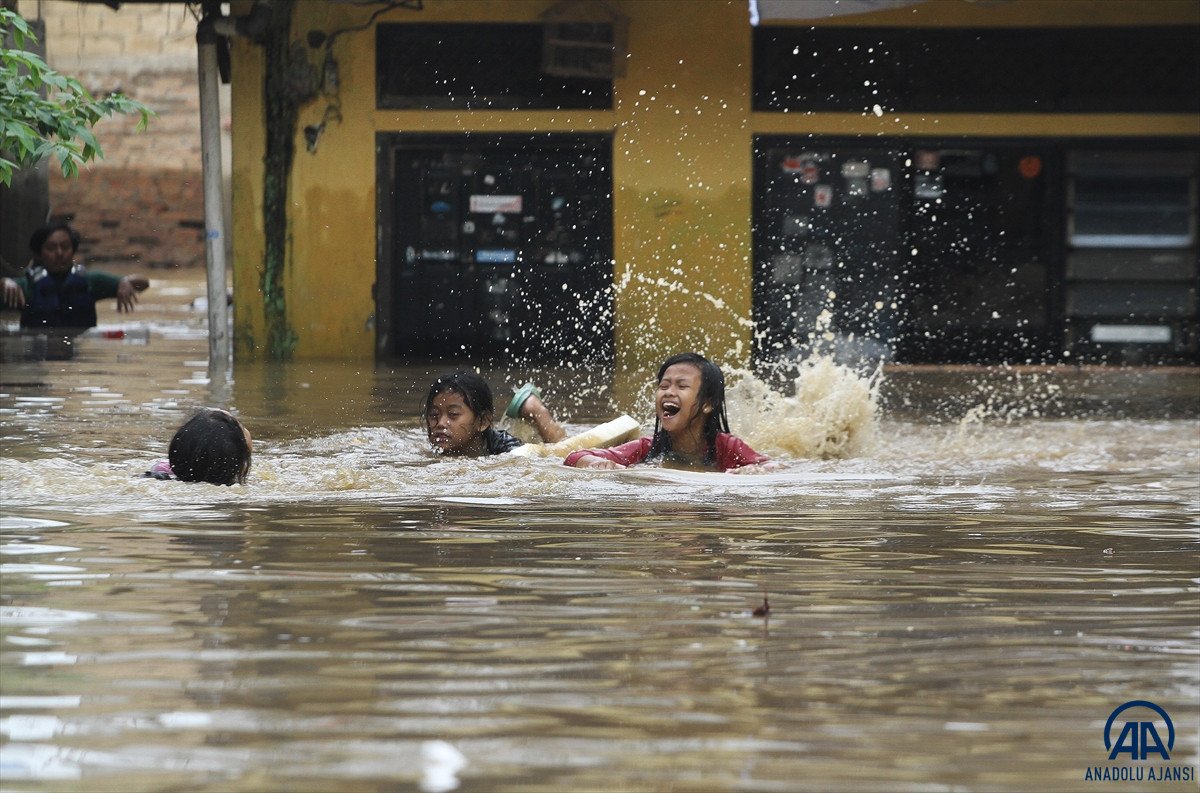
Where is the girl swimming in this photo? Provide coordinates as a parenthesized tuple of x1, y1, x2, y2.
(564, 352, 771, 472)
(146, 408, 253, 485)
(424, 371, 566, 456)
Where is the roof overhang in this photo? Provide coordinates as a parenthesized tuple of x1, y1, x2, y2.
(750, 0, 924, 24)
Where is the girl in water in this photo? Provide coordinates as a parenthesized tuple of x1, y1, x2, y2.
(146, 408, 252, 485)
(424, 371, 566, 456)
(564, 352, 771, 472)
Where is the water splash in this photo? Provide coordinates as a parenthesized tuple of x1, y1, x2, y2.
(727, 356, 880, 459)
(956, 368, 1067, 425)
(614, 269, 756, 331)
(611, 273, 882, 459)
(612, 267, 754, 362)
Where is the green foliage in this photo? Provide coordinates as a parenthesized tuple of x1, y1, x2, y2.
(0, 7, 153, 186)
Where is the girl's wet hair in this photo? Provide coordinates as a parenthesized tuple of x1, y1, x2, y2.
(423, 371, 494, 422)
(168, 408, 251, 486)
(29, 221, 80, 255)
(647, 351, 731, 466)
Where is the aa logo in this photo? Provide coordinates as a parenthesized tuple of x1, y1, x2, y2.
(1105, 700, 1174, 761)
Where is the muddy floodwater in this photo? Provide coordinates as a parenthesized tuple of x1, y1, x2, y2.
(1, 271, 1197, 792)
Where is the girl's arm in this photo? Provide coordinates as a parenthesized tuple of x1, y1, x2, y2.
(564, 437, 651, 469)
(571, 453, 625, 470)
(519, 393, 567, 443)
(116, 275, 150, 313)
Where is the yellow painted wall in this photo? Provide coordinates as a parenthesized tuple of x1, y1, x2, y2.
(611, 1, 753, 371)
(228, 0, 1198, 365)
(232, 1, 386, 359)
(230, 0, 753, 367)
(229, 18, 264, 357)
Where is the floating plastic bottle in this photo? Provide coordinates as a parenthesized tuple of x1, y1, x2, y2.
(87, 328, 150, 344)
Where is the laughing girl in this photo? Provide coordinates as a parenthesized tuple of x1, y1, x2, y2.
(564, 352, 771, 472)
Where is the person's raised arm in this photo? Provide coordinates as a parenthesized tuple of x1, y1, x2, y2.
(519, 393, 567, 443)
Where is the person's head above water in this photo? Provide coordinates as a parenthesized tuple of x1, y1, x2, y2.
(423, 370, 496, 456)
(648, 351, 731, 465)
(168, 408, 252, 485)
(29, 221, 81, 275)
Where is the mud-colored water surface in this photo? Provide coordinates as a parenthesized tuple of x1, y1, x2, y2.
(1, 271, 1197, 792)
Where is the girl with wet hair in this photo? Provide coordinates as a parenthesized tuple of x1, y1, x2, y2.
(423, 370, 565, 456)
(565, 352, 771, 472)
(146, 409, 252, 485)
(645, 352, 731, 464)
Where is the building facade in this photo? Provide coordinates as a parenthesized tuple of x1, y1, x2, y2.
(227, 0, 1199, 367)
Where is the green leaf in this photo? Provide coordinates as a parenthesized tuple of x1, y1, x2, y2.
(41, 72, 69, 92)
(0, 6, 152, 180)
(3, 10, 35, 47)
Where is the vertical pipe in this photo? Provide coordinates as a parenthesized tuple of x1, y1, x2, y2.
(197, 29, 230, 376)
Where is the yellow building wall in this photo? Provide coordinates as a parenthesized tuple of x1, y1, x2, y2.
(229, 23, 264, 357)
(231, 1, 383, 359)
(612, 1, 753, 370)
(229, 0, 1198, 364)
(230, 0, 753, 367)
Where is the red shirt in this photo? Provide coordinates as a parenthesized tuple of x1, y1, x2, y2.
(563, 433, 769, 472)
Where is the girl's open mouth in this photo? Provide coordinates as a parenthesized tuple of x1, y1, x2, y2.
(661, 402, 680, 417)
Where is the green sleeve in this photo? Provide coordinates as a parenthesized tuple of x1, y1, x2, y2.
(86, 271, 124, 300)
(12, 276, 31, 302)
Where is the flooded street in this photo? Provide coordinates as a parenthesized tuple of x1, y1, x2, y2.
(1, 270, 1197, 792)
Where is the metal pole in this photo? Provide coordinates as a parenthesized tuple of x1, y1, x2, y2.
(197, 26, 230, 376)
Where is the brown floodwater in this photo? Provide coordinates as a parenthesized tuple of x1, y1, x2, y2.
(1, 270, 1197, 792)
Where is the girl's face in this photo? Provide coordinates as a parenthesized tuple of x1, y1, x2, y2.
(655, 362, 708, 436)
(426, 390, 489, 455)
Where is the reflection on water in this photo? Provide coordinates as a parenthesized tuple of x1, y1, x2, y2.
(1, 275, 1198, 791)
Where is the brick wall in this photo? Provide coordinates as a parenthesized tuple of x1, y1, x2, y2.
(16, 0, 230, 270)
(56, 167, 207, 270)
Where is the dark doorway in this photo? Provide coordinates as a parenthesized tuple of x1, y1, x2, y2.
(377, 134, 613, 362)
(899, 145, 1059, 362)
(753, 138, 1060, 365)
(753, 145, 905, 360)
